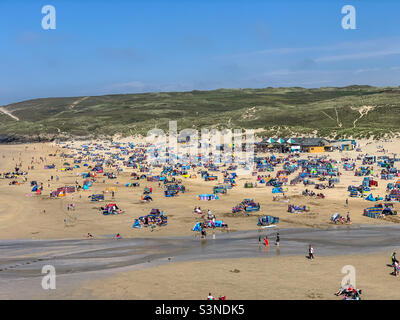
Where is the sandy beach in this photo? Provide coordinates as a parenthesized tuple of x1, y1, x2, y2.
(0, 138, 398, 241)
(0, 138, 399, 299)
(64, 252, 400, 300)
(3, 0, 400, 303)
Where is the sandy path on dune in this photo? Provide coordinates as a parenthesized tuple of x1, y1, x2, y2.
(0, 107, 19, 121)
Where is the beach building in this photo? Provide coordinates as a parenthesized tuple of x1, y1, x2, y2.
(256, 137, 331, 153)
(329, 139, 357, 151)
(291, 138, 330, 153)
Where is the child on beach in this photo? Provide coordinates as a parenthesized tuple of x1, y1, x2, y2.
(393, 261, 399, 277)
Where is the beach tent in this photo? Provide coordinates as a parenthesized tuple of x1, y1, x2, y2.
(197, 194, 219, 200)
(150, 208, 161, 215)
(350, 190, 358, 197)
(192, 222, 202, 231)
(330, 213, 341, 222)
(133, 220, 141, 228)
(272, 187, 283, 194)
(365, 194, 376, 201)
(363, 207, 383, 218)
(213, 185, 227, 194)
(213, 220, 224, 227)
(132, 210, 167, 228)
(90, 194, 104, 201)
(164, 190, 178, 197)
(258, 216, 279, 226)
(382, 207, 395, 215)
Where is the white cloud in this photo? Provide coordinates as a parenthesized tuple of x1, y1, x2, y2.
(216, 37, 400, 66)
(110, 81, 146, 89)
(354, 67, 381, 74)
(315, 48, 400, 63)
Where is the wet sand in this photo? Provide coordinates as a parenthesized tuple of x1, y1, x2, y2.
(0, 225, 399, 299)
(69, 252, 400, 300)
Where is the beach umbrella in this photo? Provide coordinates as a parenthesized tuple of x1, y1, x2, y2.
(277, 138, 285, 144)
(286, 138, 295, 144)
(266, 138, 275, 143)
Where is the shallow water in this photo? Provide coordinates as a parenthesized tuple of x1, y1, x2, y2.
(0, 224, 399, 298)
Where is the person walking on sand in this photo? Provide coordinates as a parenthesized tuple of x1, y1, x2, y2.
(264, 236, 269, 246)
(308, 245, 314, 260)
(275, 233, 280, 246)
(346, 212, 351, 223)
(391, 250, 398, 265)
(201, 227, 207, 239)
(391, 258, 400, 276)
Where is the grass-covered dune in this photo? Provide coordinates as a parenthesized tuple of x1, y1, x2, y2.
(1, 85, 400, 141)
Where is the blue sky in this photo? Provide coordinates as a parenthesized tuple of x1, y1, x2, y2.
(1, 0, 400, 105)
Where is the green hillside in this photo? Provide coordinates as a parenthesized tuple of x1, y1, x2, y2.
(1, 85, 400, 141)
